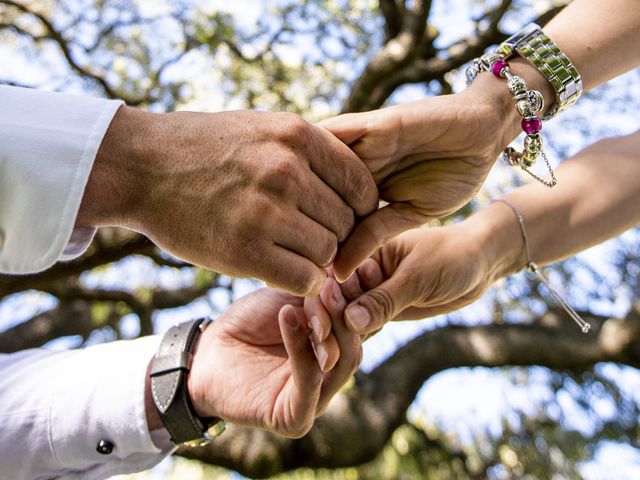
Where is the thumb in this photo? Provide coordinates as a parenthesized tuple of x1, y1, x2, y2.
(317, 112, 370, 146)
(334, 203, 427, 282)
(343, 265, 417, 335)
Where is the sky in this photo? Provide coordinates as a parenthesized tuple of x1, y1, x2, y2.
(1, 0, 640, 478)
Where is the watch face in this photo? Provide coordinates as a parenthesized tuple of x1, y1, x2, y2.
(504, 23, 540, 48)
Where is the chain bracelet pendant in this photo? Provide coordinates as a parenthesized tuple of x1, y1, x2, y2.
(494, 199, 591, 334)
(528, 262, 591, 333)
(503, 148, 557, 187)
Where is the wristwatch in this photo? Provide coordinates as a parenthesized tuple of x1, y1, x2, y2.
(466, 23, 582, 120)
(150, 317, 224, 445)
(499, 23, 582, 120)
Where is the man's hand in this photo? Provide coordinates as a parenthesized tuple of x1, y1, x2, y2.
(185, 285, 362, 437)
(79, 108, 378, 296)
(320, 74, 519, 280)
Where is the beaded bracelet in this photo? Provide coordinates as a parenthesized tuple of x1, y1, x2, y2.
(490, 58, 557, 188)
(467, 24, 583, 188)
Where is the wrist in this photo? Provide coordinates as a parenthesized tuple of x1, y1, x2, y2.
(76, 105, 163, 230)
(462, 71, 517, 147)
(463, 202, 527, 282)
(464, 57, 556, 147)
(186, 325, 221, 420)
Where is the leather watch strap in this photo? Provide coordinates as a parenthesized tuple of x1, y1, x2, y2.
(150, 318, 220, 444)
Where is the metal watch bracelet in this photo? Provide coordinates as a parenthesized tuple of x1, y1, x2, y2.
(466, 23, 583, 120)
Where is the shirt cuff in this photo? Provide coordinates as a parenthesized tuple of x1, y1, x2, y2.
(49, 336, 174, 477)
(0, 86, 123, 274)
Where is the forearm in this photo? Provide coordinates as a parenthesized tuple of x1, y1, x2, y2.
(544, 0, 640, 94)
(474, 131, 640, 278)
(483, 0, 640, 142)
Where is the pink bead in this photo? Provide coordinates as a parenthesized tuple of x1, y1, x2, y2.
(521, 117, 542, 134)
(491, 59, 508, 77)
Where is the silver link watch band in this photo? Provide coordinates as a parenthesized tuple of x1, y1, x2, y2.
(466, 23, 582, 120)
(512, 26, 582, 120)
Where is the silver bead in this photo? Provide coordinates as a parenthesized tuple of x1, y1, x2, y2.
(524, 134, 543, 152)
(522, 135, 543, 167)
(508, 75, 527, 94)
(528, 90, 545, 113)
(516, 99, 533, 117)
(514, 92, 529, 104)
(466, 66, 478, 85)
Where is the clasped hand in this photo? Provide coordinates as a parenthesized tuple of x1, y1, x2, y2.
(85, 75, 513, 298)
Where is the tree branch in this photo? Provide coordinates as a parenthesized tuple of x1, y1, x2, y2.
(0, 300, 118, 352)
(0, 0, 191, 106)
(0, 229, 153, 301)
(341, 0, 432, 113)
(178, 306, 640, 477)
(0, 280, 218, 350)
(378, 0, 403, 40)
(341, 0, 577, 112)
(0, 0, 129, 100)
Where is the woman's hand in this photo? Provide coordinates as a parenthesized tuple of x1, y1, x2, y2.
(186, 284, 362, 438)
(335, 205, 523, 335)
(321, 75, 518, 281)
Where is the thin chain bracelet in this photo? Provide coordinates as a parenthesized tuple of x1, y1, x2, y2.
(489, 59, 557, 188)
(494, 199, 590, 333)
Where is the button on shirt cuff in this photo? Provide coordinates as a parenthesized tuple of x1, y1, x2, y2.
(0, 336, 175, 480)
(49, 336, 175, 479)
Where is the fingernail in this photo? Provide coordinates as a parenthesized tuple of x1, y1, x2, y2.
(331, 279, 344, 306)
(315, 342, 329, 371)
(310, 315, 324, 343)
(284, 309, 299, 330)
(326, 265, 335, 278)
(346, 304, 371, 332)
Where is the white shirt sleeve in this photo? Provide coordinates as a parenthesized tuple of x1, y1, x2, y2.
(0, 336, 176, 480)
(0, 86, 123, 273)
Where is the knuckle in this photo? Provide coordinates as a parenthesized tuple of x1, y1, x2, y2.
(258, 156, 299, 193)
(345, 170, 377, 214)
(275, 112, 311, 141)
(316, 232, 338, 267)
(365, 287, 395, 323)
(296, 267, 322, 297)
(250, 195, 277, 225)
(335, 208, 355, 241)
(287, 421, 312, 439)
